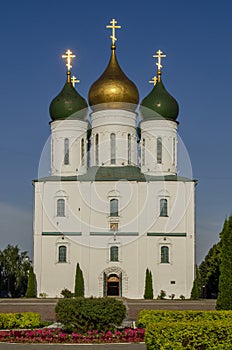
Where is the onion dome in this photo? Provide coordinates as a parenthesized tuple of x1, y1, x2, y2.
(140, 50, 179, 121)
(88, 46, 139, 112)
(49, 49, 88, 121)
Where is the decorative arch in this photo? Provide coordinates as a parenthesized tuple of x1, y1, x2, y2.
(98, 266, 128, 297)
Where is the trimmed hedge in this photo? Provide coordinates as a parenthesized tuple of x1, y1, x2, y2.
(137, 309, 232, 328)
(0, 312, 41, 329)
(145, 319, 232, 349)
(55, 297, 126, 333)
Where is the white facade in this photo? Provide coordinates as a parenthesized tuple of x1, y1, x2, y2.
(33, 106, 196, 299)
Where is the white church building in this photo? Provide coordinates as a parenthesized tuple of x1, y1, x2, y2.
(33, 19, 196, 299)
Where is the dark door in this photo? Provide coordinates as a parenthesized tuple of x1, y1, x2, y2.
(107, 274, 119, 296)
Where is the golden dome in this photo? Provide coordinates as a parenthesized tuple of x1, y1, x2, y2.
(88, 46, 139, 112)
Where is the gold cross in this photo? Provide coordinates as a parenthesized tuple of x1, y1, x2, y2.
(149, 76, 157, 86)
(106, 18, 121, 46)
(153, 49, 166, 71)
(71, 75, 80, 87)
(62, 49, 76, 72)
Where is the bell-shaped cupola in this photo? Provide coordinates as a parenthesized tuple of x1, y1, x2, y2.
(140, 50, 179, 176)
(49, 49, 88, 177)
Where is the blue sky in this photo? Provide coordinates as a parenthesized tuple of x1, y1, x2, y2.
(0, 0, 231, 264)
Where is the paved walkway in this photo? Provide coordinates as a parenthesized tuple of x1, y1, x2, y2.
(0, 343, 146, 350)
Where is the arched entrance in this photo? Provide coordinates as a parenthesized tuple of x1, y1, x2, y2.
(107, 274, 119, 296)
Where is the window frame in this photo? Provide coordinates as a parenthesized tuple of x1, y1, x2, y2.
(157, 137, 162, 164)
(58, 245, 67, 263)
(160, 198, 168, 217)
(57, 198, 65, 217)
(110, 246, 119, 262)
(110, 133, 116, 165)
(160, 245, 169, 264)
(64, 138, 69, 165)
(110, 198, 119, 217)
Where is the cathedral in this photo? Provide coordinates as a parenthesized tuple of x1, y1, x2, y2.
(33, 19, 195, 299)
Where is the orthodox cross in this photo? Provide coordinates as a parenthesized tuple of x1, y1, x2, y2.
(149, 76, 157, 86)
(71, 75, 80, 87)
(62, 49, 76, 72)
(153, 49, 166, 72)
(106, 18, 121, 46)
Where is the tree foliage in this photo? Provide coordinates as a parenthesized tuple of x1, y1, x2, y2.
(216, 217, 232, 309)
(144, 268, 153, 299)
(74, 263, 84, 297)
(198, 242, 221, 298)
(0, 245, 31, 297)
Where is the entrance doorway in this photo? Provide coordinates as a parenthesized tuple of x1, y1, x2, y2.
(107, 274, 119, 296)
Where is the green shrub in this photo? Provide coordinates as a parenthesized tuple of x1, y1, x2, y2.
(145, 319, 232, 349)
(55, 297, 126, 333)
(137, 309, 232, 328)
(60, 288, 73, 298)
(0, 312, 41, 329)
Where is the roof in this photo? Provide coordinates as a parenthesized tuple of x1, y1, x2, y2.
(33, 166, 195, 183)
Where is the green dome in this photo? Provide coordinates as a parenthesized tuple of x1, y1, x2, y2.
(49, 81, 88, 121)
(140, 78, 179, 121)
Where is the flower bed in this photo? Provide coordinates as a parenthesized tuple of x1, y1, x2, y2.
(0, 328, 145, 344)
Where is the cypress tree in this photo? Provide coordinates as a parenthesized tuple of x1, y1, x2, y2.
(216, 217, 232, 310)
(74, 263, 84, 297)
(25, 266, 36, 297)
(144, 268, 153, 299)
(191, 266, 199, 299)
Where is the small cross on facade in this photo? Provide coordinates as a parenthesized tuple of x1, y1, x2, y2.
(71, 75, 80, 87)
(153, 49, 166, 72)
(106, 18, 121, 46)
(62, 49, 76, 72)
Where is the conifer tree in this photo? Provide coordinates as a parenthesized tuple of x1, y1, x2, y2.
(191, 266, 199, 299)
(74, 263, 84, 297)
(216, 216, 232, 309)
(25, 266, 36, 298)
(144, 268, 153, 299)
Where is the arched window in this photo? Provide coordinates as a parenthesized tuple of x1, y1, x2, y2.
(161, 246, 169, 263)
(57, 198, 65, 217)
(81, 138, 85, 166)
(160, 198, 168, 217)
(142, 138, 145, 166)
(157, 137, 162, 164)
(58, 245, 67, 263)
(64, 138, 69, 165)
(95, 134, 99, 165)
(110, 198, 118, 217)
(110, 246, 119, 262)
(128, 134, 131, 164)
(110, 133, 116, 164)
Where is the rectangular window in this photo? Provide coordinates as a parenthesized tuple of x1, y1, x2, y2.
(111, 133, 116, 164)
(57, 198, 65, 217)
(95, 134, 99, 165)
(142, 138, 145, 166)
(110, 199, 118, 217)
(58, 245, 67, 262)
(81, 138, 85, 166)
(110, 246, 119, 262)
(64, 138, 69, 165)
(157, 137, 162, 164)
(160, 198, 168, 217)
(128, 134, 131, 165)
(161, 246, 169, 263)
